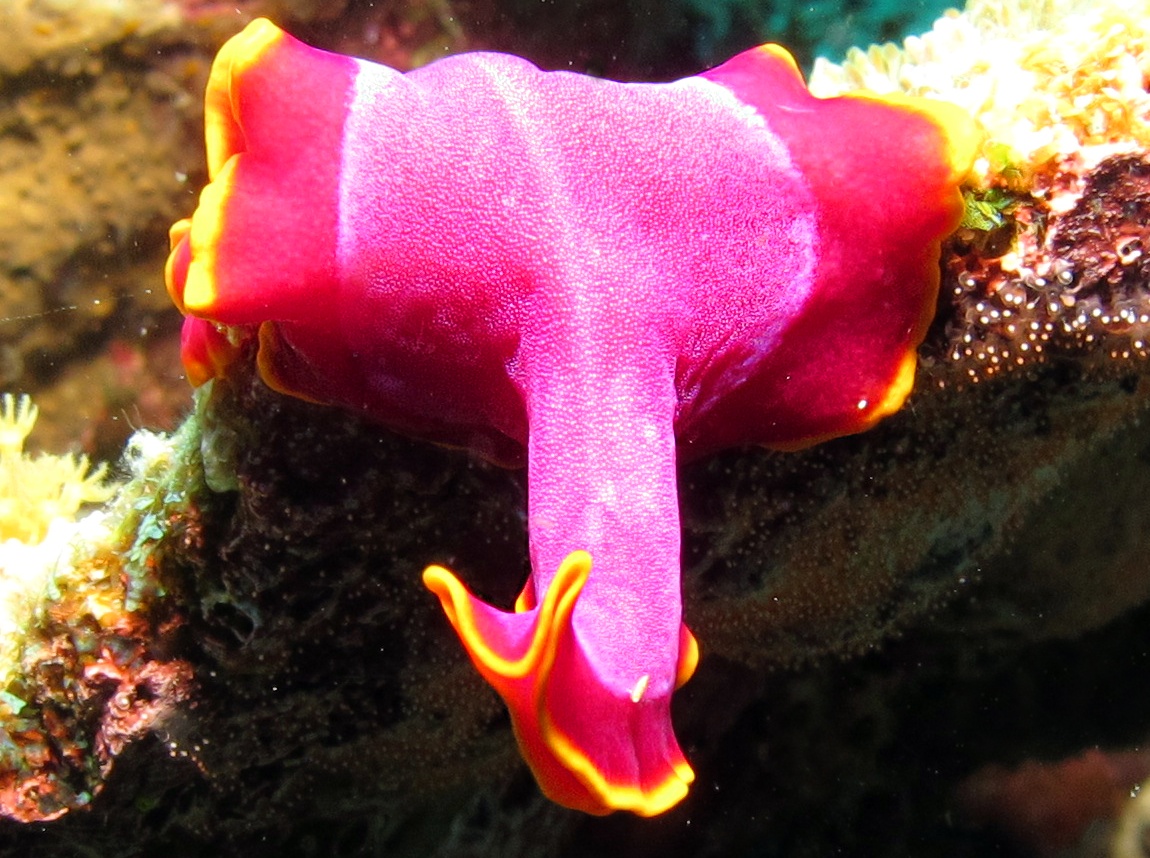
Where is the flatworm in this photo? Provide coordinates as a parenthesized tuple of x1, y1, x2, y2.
(167, 18, 978, 816)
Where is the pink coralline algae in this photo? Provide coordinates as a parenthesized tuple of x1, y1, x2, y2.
(167, 19, 977, 815)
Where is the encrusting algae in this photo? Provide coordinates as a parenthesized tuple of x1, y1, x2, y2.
(0, 393, 193, 822)
(0, 394, 115, 694)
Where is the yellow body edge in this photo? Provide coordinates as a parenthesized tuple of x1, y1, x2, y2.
(183, 19, 290, 317)
(204, 18, 285, 178)
(425, 551, 696, 815)
(422, 550, 590, 682)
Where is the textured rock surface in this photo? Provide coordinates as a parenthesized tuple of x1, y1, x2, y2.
(5, 333, 1148, 855)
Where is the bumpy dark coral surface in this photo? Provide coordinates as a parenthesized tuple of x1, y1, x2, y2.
(6, 325, 1150, 857)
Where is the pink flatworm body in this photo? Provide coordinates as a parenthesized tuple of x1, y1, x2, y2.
(167, 19, 978, 816)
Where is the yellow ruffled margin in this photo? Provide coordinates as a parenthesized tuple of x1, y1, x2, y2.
(423, 552, 698, 815)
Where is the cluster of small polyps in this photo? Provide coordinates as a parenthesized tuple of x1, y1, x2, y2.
(936, 150, 1150, 382)
(0, 394, 192, 822)
(810, 0, 1150, 383)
